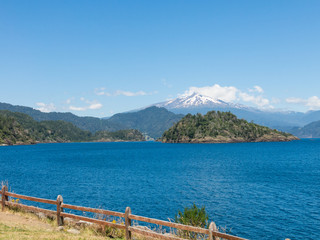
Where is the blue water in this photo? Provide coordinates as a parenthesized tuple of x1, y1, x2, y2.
(0, 140, 319, 239)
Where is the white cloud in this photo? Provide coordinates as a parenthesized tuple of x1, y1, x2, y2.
(114, 90, 147, 97)
(249, 85, 264, 93)
(183, 84, 273, 109)
(286, 97, 305, 104)
(95, 88, 155, 97)
(69, 106, 86, 111)
(94, 87, 110, 96)
(35, 102, 56, 113)
(183, 84, 238, 102)
(88, 103, 103, 109)
(238, 92, 271, 108)
(69, 99, 103, 111)
(286, 96, 320, 110)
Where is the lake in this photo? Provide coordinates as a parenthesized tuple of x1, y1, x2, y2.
(0, 140, 319, 239)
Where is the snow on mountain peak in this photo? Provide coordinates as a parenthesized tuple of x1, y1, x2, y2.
(155, 92, 234, 109)
(178, 93, 222, 106)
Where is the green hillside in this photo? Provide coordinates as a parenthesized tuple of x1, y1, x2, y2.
(94, 129, 145, 141)
(108, 106, 184, 139)
(0, 103, 184, 138)
(0, 111, 145, 145)
(161, 111, 298, 143)
(0, 114, 34, 145)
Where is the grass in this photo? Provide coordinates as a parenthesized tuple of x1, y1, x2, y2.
(0, 222, 110, 240)
(0, 208, 123, 240)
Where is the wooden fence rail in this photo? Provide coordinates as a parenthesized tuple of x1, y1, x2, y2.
(0, 186, 247, 240)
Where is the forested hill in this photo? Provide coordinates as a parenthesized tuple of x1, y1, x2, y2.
(0, 103, 183, 139)
(0, 111, 145, 145)
(161, 111, 298, 143)
(0, 113, 35, 145)
(108, 106, 184, 139)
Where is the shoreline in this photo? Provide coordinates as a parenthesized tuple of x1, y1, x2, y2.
(0, 139, 146, 147)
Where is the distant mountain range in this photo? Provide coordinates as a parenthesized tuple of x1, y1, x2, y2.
(152, 93, 320, 132)
(2, 92, 320, 139)
(0, 102, 183, 139)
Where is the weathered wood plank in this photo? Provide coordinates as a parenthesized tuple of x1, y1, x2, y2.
(60, 212, 126, 229)
(125, 207, 132, 240)
(129, 214, 209, 235)
(129, 226, 185, 240)
(61, 203, 125, 218)
(209, 222, 214, 240)
(56, 195, 63, 226)
(1, 186, 8, 211)
(5, 192, 56, 205)
(6, 201, 56, 216)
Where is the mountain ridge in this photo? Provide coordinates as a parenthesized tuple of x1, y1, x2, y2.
(108, 106, 184, 139)
(289, 120, 320, 138)
(2, 96, 320, 139)
(150, 93, 320, 131)
(0, 110, 145, 145)
(0, 102, 184, 139)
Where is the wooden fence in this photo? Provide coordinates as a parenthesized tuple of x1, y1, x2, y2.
(0, 186, 247, 240)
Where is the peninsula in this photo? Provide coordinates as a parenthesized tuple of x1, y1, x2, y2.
(160, 111, 299, 143)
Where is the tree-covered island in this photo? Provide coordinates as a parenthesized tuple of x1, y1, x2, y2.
(160, 111, 299, 143)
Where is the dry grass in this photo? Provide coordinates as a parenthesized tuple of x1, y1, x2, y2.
(0, 208, 122, 240)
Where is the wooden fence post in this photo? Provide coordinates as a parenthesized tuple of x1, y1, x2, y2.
(56, 195, 64, 226)
(125, 207, 132, 240)
(209, 221, 214, 240)
(209, 221, 220, 240)
(1, 186, 8, 211)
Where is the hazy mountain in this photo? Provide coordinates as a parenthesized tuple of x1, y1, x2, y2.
(152, 93, 320, 130)
(289, 120, 320, 138)
(108, 106, 184, 139)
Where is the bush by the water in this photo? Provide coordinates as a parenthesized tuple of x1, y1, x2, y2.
(175, 204, 209, 239)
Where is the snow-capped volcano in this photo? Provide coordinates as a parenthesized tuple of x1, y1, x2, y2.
(155, 93, 247, 110)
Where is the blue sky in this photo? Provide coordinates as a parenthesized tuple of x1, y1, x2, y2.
(1, 1, 320, 117)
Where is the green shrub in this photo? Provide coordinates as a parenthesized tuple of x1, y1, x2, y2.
(175, 203, 209, 239)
